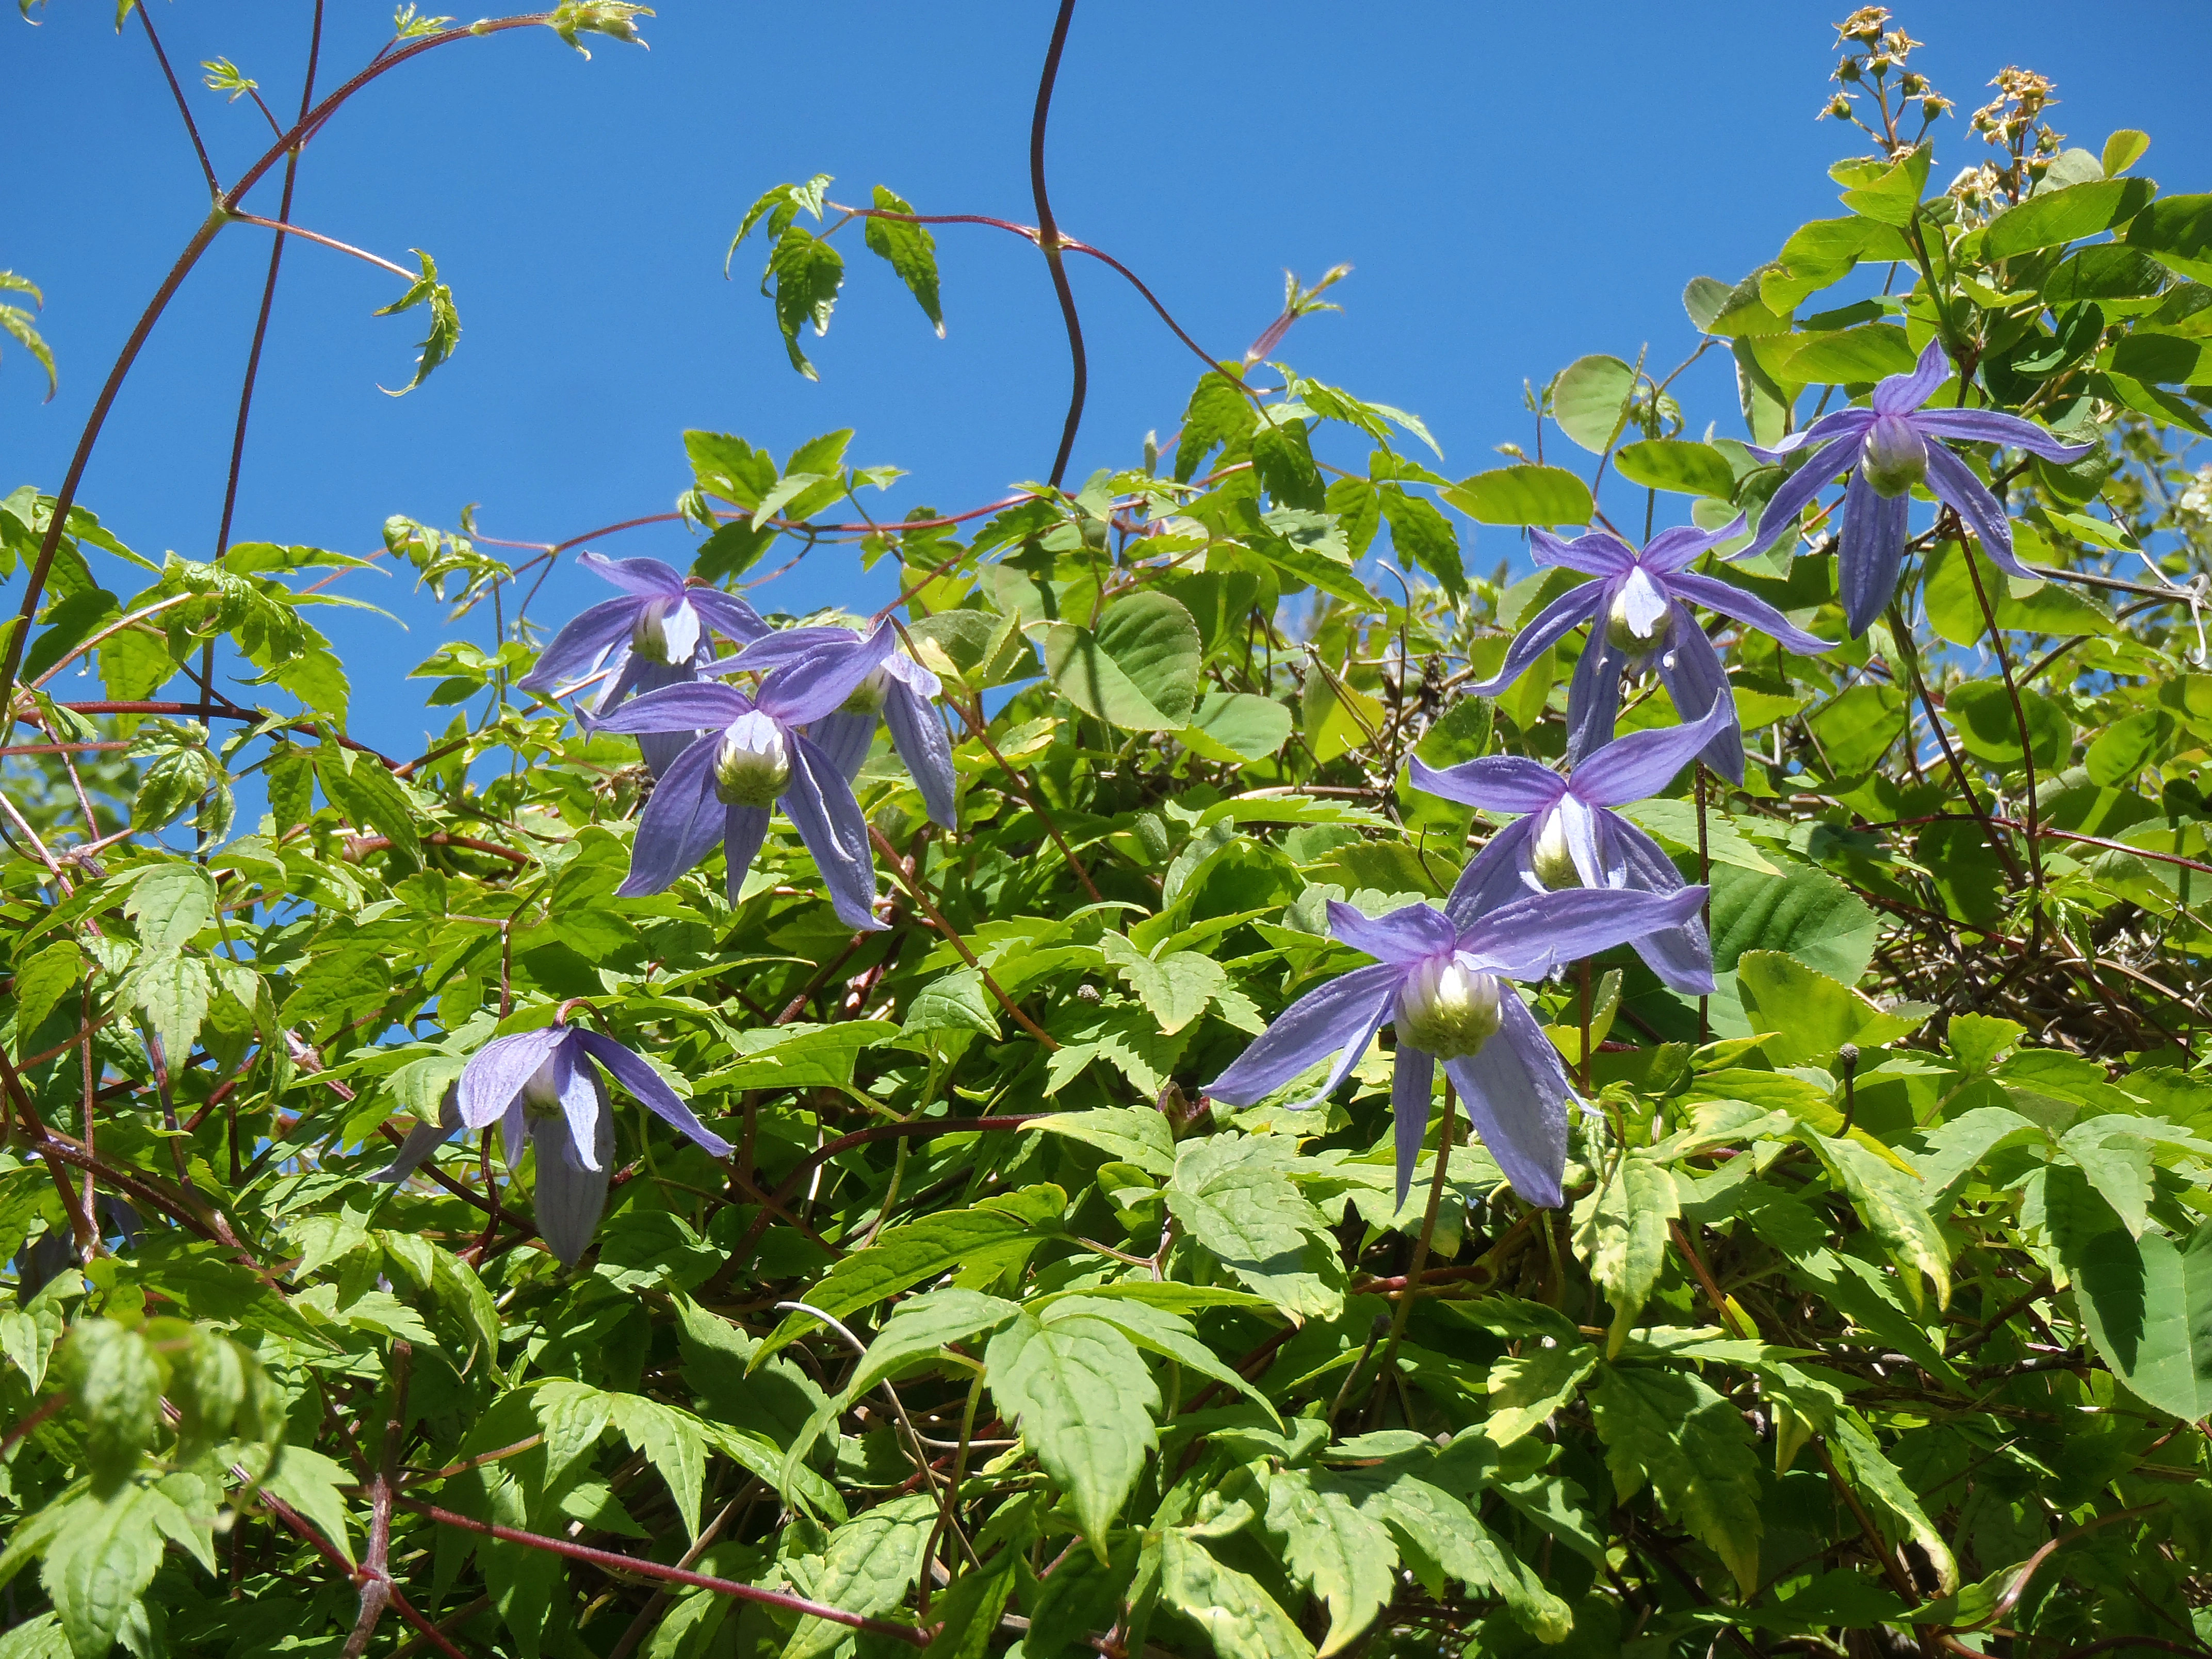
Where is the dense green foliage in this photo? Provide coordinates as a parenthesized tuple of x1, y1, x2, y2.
(7, 7, 2212, 1658)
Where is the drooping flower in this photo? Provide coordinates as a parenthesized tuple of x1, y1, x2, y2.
(1738, 337, 2095, 636)
(1411, 700, 1732, 996)
(1205, 885, 1707, 1207)
(1463, 519, 1829, 783)
(517, 553, 769, 773)
(725, 622, 957, 829)
(592, 625, 897, 930)
(373, 1024, 733, 1266)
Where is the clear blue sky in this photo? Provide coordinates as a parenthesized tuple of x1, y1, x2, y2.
(6, 2, 2209, 760)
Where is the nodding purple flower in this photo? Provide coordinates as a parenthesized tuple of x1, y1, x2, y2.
(592, 625, 897, 931)
(370, 1024, 731, 1265)
(517, 553, 770, 774)
(1738, 337, 2095, 637)
(1463, 519, 1828, 785)
(1411, 701, 1730, 997)
(1205, 885, 1707, 1208)
(725, 622, 958, 829)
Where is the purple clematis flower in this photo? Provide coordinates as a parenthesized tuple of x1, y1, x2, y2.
(1465, 519, 1829, 784)
(517, 552, 770, 774)
(592, 625, 896, 931)
(1205, 884, 1707, 1208)
(373, 1023, 733, 1266)
(1411, 701, 1731, 997)
(726, 622, 957, 829)
(1739, 337, 2095, 637)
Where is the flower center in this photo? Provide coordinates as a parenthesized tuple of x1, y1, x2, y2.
(520, 1054, 565, 1120)
(841, 664, 892, 716)
(632, 595, 701, 667)
(714, 711, 793, 807)
(1394, 954, 1505, 1061)
(1527, 808, 1582, 891)
(1604, 569, 1673, 653)
(1860, 414, 1928, 498)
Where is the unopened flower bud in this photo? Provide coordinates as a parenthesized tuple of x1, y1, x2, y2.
(1860, 414, 1929, 498)
(1528, 809, 1582, 891)
(632, 595, 702, 668)
(713, 711, 793, 807)
(1395, 955, 1504, 1061)
(841, 664, 893, 715)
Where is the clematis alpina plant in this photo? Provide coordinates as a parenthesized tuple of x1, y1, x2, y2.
(725, 621, 957, 828)
(594, 624, 897, 929)
(1412, 701, 1731, 995)
(517, 552, 769, 772)
(376, 1021, 733, 1266)
(1463, 519, 1829, 781)
(1738, 337, 2095, 635)
(1205, 885, 1707, 1207)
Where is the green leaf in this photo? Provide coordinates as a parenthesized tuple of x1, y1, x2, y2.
(1829, 1414, 1960, 1594)
(2102, 129, 2152, 177)
(605, 1394, 706, 1540)
(1166, 1135, 1345, 1321)
(1101, 933, 1225, 1035)
(1377, 485, 1463, 599)
(1549, 354, 1637, 453)
(1587, 1363, 1763, 1595)
(55, 1323, 161, 1495)
(1263, 1468, 1396, 1657)
(1984, 177, 2156, 258)
(1811, 1133, 1950, 1312)
(2125, 192, 2212, 283)
(1175, 366, 1258, 482)
(903, 968, 999, 1038)
(1250, 419, 1325, 511)
(11, 938, 84, 1036)
(1783, 323, 1919, 384)
(1943, 680, 2070, 772)
(1044, 591, 1202, 731)
(1923, 539, 2113, 645)
(784, 1495, 937, 1659)
(985, 1311, 1159, 1548)
(2073, 1218, 2212, 1420)
(1159, 1529, 1315, 1659)
(760, 1203, 1054, 1359)
(371, 249, 460, 395)
(41, 1489, 163, 1659)
(920, 1551, 1017, 1659)
(1835, 141, 1930, 226)
(262, 1445, 357, 1566)
(1806, 683, 1906, 776)
(864, 186, 944, 336)
(767, 224, 845, 380)
(1440, 465, 1593, 526)
(1614, 438, 1737, 498)
(1572, 1158, 1680, 1355)
(1735, 952, 1931, 1064)
(1484, 1341, 1599, 1445)
(128, 954, 211, 1069)
(1022, 1107, 1177, 1178)
(131, 740, 213, 833)
(315, 747, 421, 869)
(1180, 690, 1292, 765)
(844, 1289, 1018, 1401)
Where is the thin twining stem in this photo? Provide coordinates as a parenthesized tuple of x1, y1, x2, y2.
(134, 3, 219, 198)
(1030, 0, 1085, 487)
(229, 214, 415, 281)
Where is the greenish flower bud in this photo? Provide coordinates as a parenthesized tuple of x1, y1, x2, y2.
(1394, 955, 1505, 1061)
(1604, 573, 1673, 653)
(713, 712, 793, 807)
(1528, 809, 1582, 891)
(1860, 415, 1928, 498)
